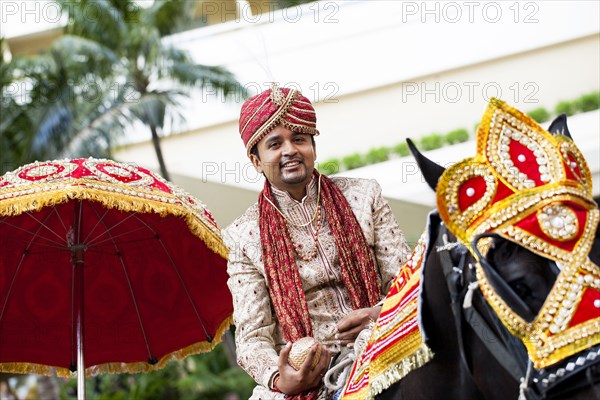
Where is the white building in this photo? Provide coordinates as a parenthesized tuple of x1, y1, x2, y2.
(5, 1, 600, 242)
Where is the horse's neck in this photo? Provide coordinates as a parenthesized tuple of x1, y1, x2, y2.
(421, 223, 463, 353)
(427, 223, 525, 397)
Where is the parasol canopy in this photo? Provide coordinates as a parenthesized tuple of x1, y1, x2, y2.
(0, 158, 233, 383)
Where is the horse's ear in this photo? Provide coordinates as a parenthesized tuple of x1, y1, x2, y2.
(547, 114, 572, 139)
(407, 138, 446, 191)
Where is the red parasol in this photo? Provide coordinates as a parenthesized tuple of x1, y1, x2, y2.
(0, 158, 233, 398)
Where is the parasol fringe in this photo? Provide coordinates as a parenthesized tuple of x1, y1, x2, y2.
(0, 361, 59, 377)
(0, 315, 234, 378)
(0, 184, 229, 259)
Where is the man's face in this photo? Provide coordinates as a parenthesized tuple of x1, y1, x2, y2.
(250, 125, 316, 193)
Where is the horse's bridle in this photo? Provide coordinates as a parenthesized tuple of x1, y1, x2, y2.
(436, 228, 600, 399)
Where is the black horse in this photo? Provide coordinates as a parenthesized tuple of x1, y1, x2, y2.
(376, 115, 600, 400)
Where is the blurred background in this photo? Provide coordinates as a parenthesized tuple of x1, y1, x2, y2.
(1, 1, 599, 398)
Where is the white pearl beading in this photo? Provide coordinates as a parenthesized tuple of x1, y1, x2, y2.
(537, 204, 579, 241)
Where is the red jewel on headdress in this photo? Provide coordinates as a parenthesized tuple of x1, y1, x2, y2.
(508, 139, 543, 186)
(568, 287, 600, 328)
(458, 176, 486, 211)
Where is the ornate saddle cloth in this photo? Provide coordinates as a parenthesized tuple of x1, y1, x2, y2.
(341, 224, 434, 399)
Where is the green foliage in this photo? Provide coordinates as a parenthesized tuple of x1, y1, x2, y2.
(2, 0, 244, 179)
(527, 107, 550, 123)
(317, 159, 341, 175)
(554, 100, 576, 116)
(393, 142, 409, 157)
(146, 0, 196, 36)
(364, 147, 390, 164)
(574, 91, 600, 113)
(58, 344, 254, 400)
(445, 128, 469, 145)
(342, 153, 367, 170)
(419, 133, 444, 151)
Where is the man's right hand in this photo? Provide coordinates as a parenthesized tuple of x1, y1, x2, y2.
(275, 342, 330, 395)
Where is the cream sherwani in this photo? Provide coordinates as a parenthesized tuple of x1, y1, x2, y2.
(222, 177, 411, 399)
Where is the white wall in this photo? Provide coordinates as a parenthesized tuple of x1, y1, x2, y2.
(114, 0, 600, 231)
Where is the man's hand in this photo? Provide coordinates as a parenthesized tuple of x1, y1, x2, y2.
(335, 306, 381, 347)
(276, 342, 330, 395)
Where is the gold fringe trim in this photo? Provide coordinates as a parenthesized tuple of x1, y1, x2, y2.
(0, 315, 233, 378)
(0, 184, 228, 259)
(369, 343, 434, 398)
(342, 343, 434, 400)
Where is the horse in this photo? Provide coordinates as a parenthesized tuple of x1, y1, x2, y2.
(371, 113, 600, 400)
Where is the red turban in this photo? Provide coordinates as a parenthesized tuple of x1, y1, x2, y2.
(239, 86, 319, 156)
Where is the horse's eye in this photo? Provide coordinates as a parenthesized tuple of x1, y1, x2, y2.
(511, 281, 531, 299)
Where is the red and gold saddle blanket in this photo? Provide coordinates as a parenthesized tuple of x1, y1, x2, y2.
(341, 229, 434, 399)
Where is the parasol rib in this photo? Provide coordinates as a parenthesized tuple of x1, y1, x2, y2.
(0, 211, 60, 323)
(50, 206, 68, 235)
(86, 202, 156, 363)
(85, 220, 165, 249)
(25, 211, 68, 244)
(84, 212, 139, 248)
(116, 253, 155, 363)
(0, 218, 66, 247)
(132, 214, 213, 342)
(0, 253, 27, 324)
(82, 208, 110, 244)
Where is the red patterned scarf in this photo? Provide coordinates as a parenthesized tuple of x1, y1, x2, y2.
(258, 171, 381, 399)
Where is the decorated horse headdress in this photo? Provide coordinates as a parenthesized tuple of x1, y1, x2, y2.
(436, 98, 599, 368)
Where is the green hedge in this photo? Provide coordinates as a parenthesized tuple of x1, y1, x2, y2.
(393, 142, 409, 157)
(320, 90, 599, 175)
(342, 153, 367, 170)
(574, 91, 600, 113)
(554, 100, 576, 116)
(527, 107, 550, 123)
(318, 159, 340, 175)
(420, 133, 444, 151)
(365, 147, 390, 164)
(445, 128, 469, 145)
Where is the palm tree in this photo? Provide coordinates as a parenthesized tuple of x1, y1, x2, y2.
(60, 0, 244, 180)
(3, 0, 244, 180)
(0, 38, 37, 170)
(2, 35, 122, 166)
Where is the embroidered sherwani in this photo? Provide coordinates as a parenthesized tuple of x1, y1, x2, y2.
(222, 177, 411, 399)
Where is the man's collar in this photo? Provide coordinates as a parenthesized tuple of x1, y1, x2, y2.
(270, 175, 318, 209)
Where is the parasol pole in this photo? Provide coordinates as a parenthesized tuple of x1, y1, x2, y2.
(75, 247, 85, 400)
(71, 200, 86, 400)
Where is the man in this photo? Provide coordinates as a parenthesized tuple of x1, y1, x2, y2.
(222, 85, 410, 399)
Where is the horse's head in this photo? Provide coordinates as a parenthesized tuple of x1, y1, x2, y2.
(485, 236, 558, 320)
(407, 109, 592, 321)
(409, 98, 600, 397)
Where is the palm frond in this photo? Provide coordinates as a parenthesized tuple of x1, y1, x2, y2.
(57, 0, 127, 49)
(58, 91, 175, 158)
(32, 106, 73, 154)
(50, 35, 119, 71)
(165, 49, 245, 99)
(144, 0, 196, 37)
